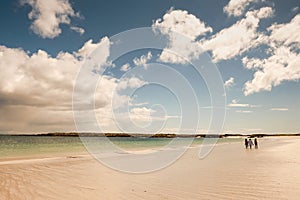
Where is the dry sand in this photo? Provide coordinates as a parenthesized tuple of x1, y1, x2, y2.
(1, 137, 300, 200)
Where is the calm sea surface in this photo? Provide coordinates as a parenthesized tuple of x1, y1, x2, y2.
(0, 135, 242, 158)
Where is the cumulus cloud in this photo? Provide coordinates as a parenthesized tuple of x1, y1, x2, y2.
(243, 14, 300, 95)
(130, 107, 155, 120)
(128, 107, 178, 124)
(108, 106, 179, 131)
(153, 8, 212, 40)
(76, 37, 110, 60)
(157, 38, 203, 64)
(202, 7, 274, 62)
(70, 26, 85, 35)
(0, 45, 80, 132)
(268, 14, 300, 47)
(21, 0, 83, 38)
(153, 9, 212, 64)
(133, 52, 152, 67)
(231, 99, 238, 104)
(0, 37, 147, 133)
(116, 77, 147, 91)
(224, 77, 235, 88)
(0, 46, 79, 104)
(92, 75, 148, 132)
(120, 63, 130, 72)
(223, 0, 257, 17)
(153, 7, 274, 65)
(243, 47, 300, 95)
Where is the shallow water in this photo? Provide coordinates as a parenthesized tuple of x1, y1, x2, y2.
(0, 136, 84, 158)
(0, 135, 242, 158)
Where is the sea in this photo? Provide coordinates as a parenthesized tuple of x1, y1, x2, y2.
(0, 135, 242, 159)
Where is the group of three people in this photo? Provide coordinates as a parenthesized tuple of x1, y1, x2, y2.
(245, 138, 258, 149)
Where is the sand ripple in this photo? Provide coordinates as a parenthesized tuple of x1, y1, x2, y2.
(1, 138, 300, 199)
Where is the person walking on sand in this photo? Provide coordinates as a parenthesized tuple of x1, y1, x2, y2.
(248, 138, 254, 149)
(254, 138, 258, 149)
(244, 138, 248, 149)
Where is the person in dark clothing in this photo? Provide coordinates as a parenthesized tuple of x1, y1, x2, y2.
(245, 138, 248, 149)
(254, 138, 258, 149)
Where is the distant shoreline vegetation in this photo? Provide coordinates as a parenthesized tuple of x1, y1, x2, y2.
(0, 132, 300, 138)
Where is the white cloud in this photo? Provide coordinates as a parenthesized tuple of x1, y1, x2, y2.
(130, 107, 155, 119)
(21, 0, 83, 38)
(153, 8, 212, 40)
(0, 36, 145, 133)
(202, 7, 274, 62)
(93, 75, 150, 132)
(0, 46, 79, 100)
(243, 47, 300, 95)
(128, 107, 178, 123)
(0, 45, 80, 132)
(117, 77, 147, 91)
(223, 0, 257, 17)
(76, 37, 110, 60)
(270, 108, 288, 111)
(120, 63, 131, 72)
(157, 38, 203, 64)
(224, 77, 235, 88)
(268, 14, 300, 47)
(153, 7, 274, 64)
(133, 52, 152, 67)
(228, 103, 250, 108)
(231, 99, 238, 104)
(70, 26, 85, 35)
(243, 14, 300, 95)
(153, 9, 212, 64)
(236, 110, 253, 113)
(131, 102, 149, 106)
(108, 106, 179, 130)
(227, 99, 259, 108)
(292, 6, 299, 12)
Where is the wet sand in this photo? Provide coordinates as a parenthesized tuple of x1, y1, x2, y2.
(1, 137, 300, 199)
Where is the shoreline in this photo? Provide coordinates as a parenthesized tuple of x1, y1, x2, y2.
(0, 136, 293, 164)
(0, 137, 242, 162)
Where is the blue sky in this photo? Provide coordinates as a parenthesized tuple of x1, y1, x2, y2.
(0, 0, 299, 134)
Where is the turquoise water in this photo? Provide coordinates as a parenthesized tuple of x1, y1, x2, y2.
(0, 136, 84, 158)
(0, 135, 242, 158)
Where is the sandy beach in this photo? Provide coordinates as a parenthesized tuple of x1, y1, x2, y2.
(1, 137, 300, 200)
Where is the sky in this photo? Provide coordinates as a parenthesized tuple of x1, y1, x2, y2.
(0, 0, 299, 134)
